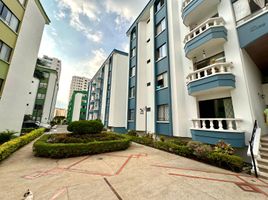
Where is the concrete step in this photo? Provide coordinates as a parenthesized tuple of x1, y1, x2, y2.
(261, 137, 268, 143)
(259, 164, 268, 173)
(260, 171, 268, 180)
(260, 152, 268, 160)
(258, 158, 268, 166)
(260, 147, 268, 154)
(261, 143, 268, 148)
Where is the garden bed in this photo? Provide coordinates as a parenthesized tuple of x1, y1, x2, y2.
(33, 132, 130, 158)
(125, 134, 245, 172)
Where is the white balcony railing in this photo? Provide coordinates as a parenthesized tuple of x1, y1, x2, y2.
(184, 17, 225, 43)
(191, 118, 243, 132)
(186, 62, 233, 83)
(182, 0, 194, 10)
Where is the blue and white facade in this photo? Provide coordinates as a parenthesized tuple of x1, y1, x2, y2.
(87, 49, 129, 133)
(126, 0, 268, 148)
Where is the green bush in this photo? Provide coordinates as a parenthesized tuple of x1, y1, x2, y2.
(0, 128, 45, 161)
(193, 145, 213, 159)
(127, 130, 138, 137)
(21, 128, 36, 134)
(130, 136, 154, 147)
(214, 140, 235, 155)
(33, 134, 130, 158)
(0, 130, 17, 144)
(207, 152, 244, 172)
(67, 120, 104, 135)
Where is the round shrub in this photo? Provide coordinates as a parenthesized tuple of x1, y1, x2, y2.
(67, 120, 104, 135)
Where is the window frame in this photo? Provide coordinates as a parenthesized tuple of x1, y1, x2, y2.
(157, 104, 169, 122)
(156, 72, 168, 90)
(155, 18, 166, 36)
(156, 43, 167, 61)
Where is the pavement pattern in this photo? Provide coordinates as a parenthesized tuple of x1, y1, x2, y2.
(0, 140, 268, 199)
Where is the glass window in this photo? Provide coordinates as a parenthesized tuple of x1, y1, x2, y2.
(131, 48, 136, 58)
(156, 44, 167, 61)
(43, 72, 49, 78)
(129, 87, 135, 98)
(156, 18, 166, 36)
(10, 15, 19, 32)
(39, 83, 47, 88)
(0, 42, 12, 62)
(128, 109, 135, 121)
(155, 0, 165, 13)
(37, 93, 45, 99)
(130, 66, 135, 77)
(131, 30, 136, 40)
(0, 2, 3, 12)
(0, 78, 3, 92)
(156, 72, 168, 89)
(157, 104, 169, 121)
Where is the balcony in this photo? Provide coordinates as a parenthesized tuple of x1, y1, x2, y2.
(191, 118, 245, 147)
(182, 0, 220, 26)
(184, 17, 227, 59)
(186, 62, 235, 96)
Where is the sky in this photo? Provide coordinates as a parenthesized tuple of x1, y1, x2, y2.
(38, 0, 148, 109)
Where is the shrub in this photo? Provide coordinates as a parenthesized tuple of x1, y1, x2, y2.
(21, 128, 36, 134)
(67, 120, 104, 135)
(127, 130, 138, 137)
(0, 130, 17, 144)
(0, 129, 45, 161)
(187, 141, 203, 150)
(130, 136, 154, 147)
(169, 139, 188, 146)
(33, 134, 130, 158)
(214, 140, 234, 155)
(160, 136, 165, 142)
(207, 152, 244, 172)
(193, 145, 213, 159)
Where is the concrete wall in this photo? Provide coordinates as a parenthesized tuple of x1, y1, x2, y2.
(72, 93, 83, 122)
(25, 77, 40, 115)
(0, 0, 46, 132)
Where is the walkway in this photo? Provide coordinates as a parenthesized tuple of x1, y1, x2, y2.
(0, 141, 267, 199)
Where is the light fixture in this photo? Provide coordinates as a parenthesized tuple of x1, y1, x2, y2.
(203, 50, 206, 59)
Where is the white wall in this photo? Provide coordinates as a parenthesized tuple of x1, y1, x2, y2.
(108, 53, 129, 128)
(101, 65, 108, 122)
(25, 77, 40, 115)
(0, 0, 46, 132)
(72, 93, 82, 122)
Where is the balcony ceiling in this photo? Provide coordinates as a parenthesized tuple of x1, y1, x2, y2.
(245, 34, 268, 74)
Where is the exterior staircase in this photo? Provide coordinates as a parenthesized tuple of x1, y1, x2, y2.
(258, 136, 268, 179)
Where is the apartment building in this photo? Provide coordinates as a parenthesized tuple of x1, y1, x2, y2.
(0, 0, 50, 132)
(126, 0, 268, 150)
(67, 90, 88, 123)
(25, 56, 61, 124)
(54, 108, 67, 118)
(87, 49, 128, 133)
(68, 76, 90, 101)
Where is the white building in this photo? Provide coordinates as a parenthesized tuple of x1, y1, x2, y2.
(126, 0, 268, 151)
(26, 56, 61, 124)
(87, 49, 129, 133)
(54, 108, 67, 118)
(68, 76, 90, 101)
(0, 0, 50, 132)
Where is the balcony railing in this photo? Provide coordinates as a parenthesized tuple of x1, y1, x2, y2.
(182, 0, 193, 10)
(184, 17, 225, 43)
(186, 62, 233, 83)
(191, 118, 243, 132)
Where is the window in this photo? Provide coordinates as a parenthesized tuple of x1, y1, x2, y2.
(157, 104, 169, 121)
(37, 93, 45, 99)
(39, 83, 47, 88)
(128, 109, 135, 121)
(130, 66, 135, 77)
(156, 44, 167, 61)
(0, 78, 3, 92)
(156, 18, 166, 36)
(131, 29, 136, 40)
(0, 1, 20, 32)
(43, 72, 49, 78)
(155, 0, 165, 13)
(0, 41, 12, 62)
(129, 87, 135, 98)
(156, 72, 168, 89)
(131, 48, 136, 58)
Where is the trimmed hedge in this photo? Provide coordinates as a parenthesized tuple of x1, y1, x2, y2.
(21, 128, 36, 134)
(0, 128, 45, 161)
(33, 134, 130, 158)
(67, 120, 104, 135)
(127, 135, 244, 172)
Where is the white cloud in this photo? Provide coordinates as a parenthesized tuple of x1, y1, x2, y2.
(56, 0, 103, 43)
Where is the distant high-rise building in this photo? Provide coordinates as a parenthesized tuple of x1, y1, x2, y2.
(0, 0, 50, 132)
(69, 76, 90, 101)
(25, 56, 61, 124)
(54, 108, 67, 118)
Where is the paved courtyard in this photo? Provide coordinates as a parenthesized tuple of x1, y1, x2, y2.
(0, 141, 268, 200)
